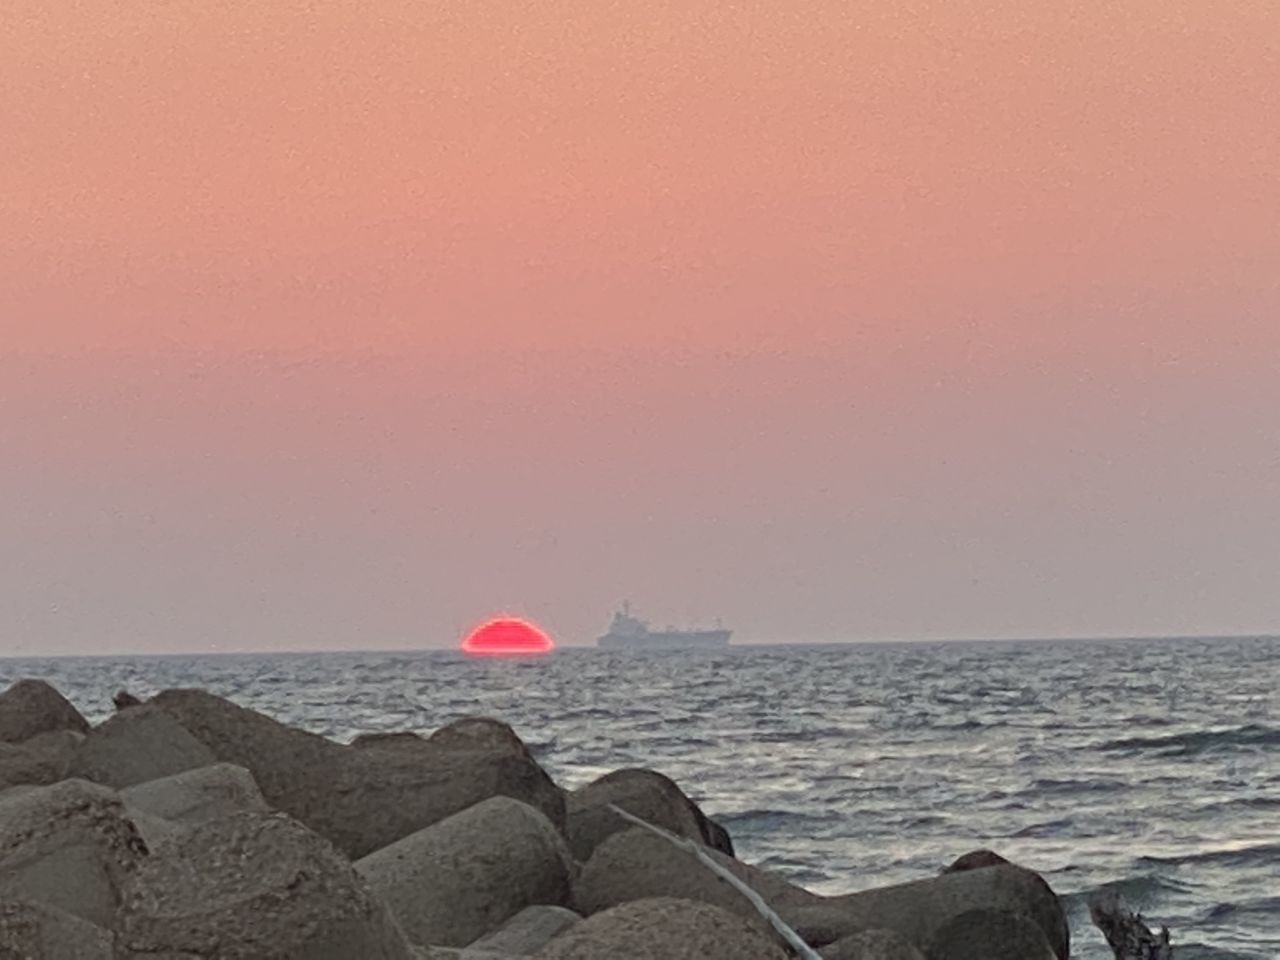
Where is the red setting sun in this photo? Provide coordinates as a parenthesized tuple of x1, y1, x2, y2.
(461, 618, 555, 657)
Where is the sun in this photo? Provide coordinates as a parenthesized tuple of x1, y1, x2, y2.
(461, 617, 555, 657)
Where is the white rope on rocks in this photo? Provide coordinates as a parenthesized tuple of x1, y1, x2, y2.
(607, 803, 824, 960)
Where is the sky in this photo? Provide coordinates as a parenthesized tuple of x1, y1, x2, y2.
(2, 1, 1278, 654)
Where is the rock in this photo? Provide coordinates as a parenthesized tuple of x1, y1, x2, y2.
(0, 731, 82, 790)
(469, 905, 581, 954)
(355, 719, 539, 763)
(574, 830, 1067, 960)
(0, 899, 115, 959)
(67, 706, 217, 789)
(356, 796, 574, 948)
(942, 849, 1010, 873)
(533, 897, 790, 960)
(352, 731, 432, 752)
(0, 680, 88, 743)
(148, 689, 565, 858)
(566, 768, 732, 862)
(703, 816, 736, 857)
(146, 688, 344, 809)
(821, 928, 926, 960)
(792, 864, 1069, 959)
(923, 908, 1057, 960)
(573, 825, 816, 927)
(318, 740, 567, 860)
(116, 808, 184, 852)
(120, 762, 269, 848)
(113, 691, 143, 710)
(116, 811, 416, 960)
(121, 763, 268, 827)
(428, 717, 536, 759)
(0, 779, 148, 927)
(1088, 888, 1175, 960)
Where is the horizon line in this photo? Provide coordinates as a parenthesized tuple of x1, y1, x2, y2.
(3, 631, 1277, 662)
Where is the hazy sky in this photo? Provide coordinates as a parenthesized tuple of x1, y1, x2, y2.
(3, 1, 1278, 654)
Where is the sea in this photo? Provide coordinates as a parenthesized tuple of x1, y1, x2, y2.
(4, 636, 1276, 959)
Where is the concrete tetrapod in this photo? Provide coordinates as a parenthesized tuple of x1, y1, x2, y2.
(573, 825, 817, 927)
(942, 849, 1011, 874)
(356, 796, 574, 948)
(467, 905, 581, 955)
(574, 826, 1068, 959)
(820, 928, 927, 960)
(0, 899, 115, 960)
(0, 779, 147, 928)
(799, 864, 1069, 959)
(147, 689, 565, 857)
(567, 768, 732, 862)
(923, 908, 1058, 960)
(605, 804, 820, 959)
(116, 810, 415, 960)
(67, 706, 217, 789)
(0, 681, 88, 744)
(354, 718, 536, 762)
(0, 731, 82, 791)
(534, 897, 791, 960)
(120, 763, 268, 827)
(428, 717, 539, 759)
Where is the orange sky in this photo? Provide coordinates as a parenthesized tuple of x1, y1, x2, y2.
(2, 1, 1278, 652)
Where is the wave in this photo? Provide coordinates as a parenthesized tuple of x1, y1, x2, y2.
(1202, 895, 1280, 922)
(1095, 724, 1279, 757)
(891, 812, 951, 829)
(1029, 776, 1129, 795)
(716, 807, 843, 829)
(750, 726, 861, 743)
(1010, 817, 1077, 838)
(938, 718, 1011, 731)
(1198, 795, 1280, 812)
(1061, 873, 1192, 912)
(1171, 946, 1276, 960)
(524, 736, 558, 757)
(1137, 841, 1280, 870)
(748, 855, 833, 889)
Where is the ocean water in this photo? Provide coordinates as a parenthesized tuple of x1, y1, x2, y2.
(4, 636, 1276, 959)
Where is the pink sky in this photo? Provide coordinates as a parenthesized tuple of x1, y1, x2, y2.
(2, 1, 1278, 653)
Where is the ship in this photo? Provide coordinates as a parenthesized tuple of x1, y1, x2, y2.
(596, 602, 732, 650)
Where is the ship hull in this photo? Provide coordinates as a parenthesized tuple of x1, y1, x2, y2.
(596, 629, 732, 650)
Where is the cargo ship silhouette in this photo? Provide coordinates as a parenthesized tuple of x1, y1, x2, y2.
(596, 602, 732, 650)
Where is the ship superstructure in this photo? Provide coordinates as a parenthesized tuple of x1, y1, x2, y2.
(596, 602, 732, 650)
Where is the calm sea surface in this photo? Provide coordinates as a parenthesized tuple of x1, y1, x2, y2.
(4, 637, 1276, 959)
